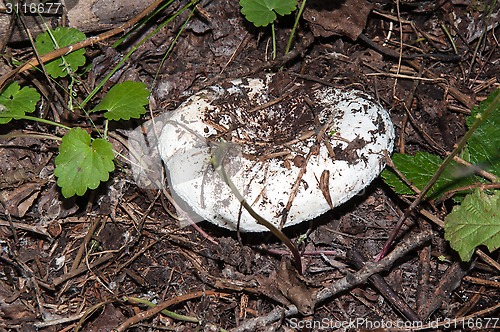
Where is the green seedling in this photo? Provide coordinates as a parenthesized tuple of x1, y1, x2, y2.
(0, 0, 199, 199)
(239, 0, 299, 59)
(0, 80, 149, 198)
(0, 82, 40, 124)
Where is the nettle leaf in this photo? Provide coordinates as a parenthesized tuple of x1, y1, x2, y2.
(240, 0, 298, 27)
(444, 189, 500, 261)
(382, 151, 476, 199)
(54, 128, 115, 198)
(466, 88, 500, 177)
(0, 82, 40, 124)
(35, 27, 86, 78)
(91, 81, 149, 121)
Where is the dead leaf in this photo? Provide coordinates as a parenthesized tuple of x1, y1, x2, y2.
(303, 0, 373, 40)
(0, 182, 41, 217)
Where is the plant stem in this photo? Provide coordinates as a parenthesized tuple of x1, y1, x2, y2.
(271, 22, 277, 60)
(80, 0, 199, 109)
(211, 141, 303, 274)
(123, 297, 199, 323)
(285, 0, 307, 55)
(376, 88, 500, 261)
(0, 114, 71, 130)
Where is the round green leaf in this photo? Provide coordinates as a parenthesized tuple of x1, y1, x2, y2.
(91, 81, 150, 121)
(240, 0, 298, 27)
(0, 82, 40, 124)
(34, 27, 86, 78)
(54, 128, 115, 197)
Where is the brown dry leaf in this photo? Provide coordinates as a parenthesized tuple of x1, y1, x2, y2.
(303, 0, 373, 40)
(0, 182, 41, 218)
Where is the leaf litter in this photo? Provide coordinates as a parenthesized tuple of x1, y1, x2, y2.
(0, 0, 499, 330)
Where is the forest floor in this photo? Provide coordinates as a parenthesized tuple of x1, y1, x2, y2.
(0, 0, 499, 331)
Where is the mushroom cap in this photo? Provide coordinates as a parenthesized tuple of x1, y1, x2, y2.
(158, 74, 394, 232)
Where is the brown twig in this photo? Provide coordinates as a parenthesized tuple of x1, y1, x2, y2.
(349, 248, 421, 321)
(0, 0, 166, 89)
(376, 91, 499, 261)
(418, 261, 470, 320)
(115, 290, 229, 332)
(230, 231, 432, 332)
(52, 253, 114, 287)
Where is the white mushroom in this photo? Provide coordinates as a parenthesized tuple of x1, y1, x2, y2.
(158, 74, 395, 232)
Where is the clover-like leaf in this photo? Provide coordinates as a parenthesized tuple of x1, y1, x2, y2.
(91, 81, 149, 121)
(445, 189, 500, 261)
(0, 82, 40, 124)
(34, 27, 86, 78)
(54, 128, 115, 198)
(240, 0, 298, 27)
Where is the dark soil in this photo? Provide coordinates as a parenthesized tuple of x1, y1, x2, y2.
(0, 0, 499, 331)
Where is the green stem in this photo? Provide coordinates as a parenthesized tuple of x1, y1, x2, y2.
(154, 5, 195, 83)
(271, 22, 277, 60)
(376, 88, 500, 261)
(211, 141, 303, 273)
(0, 114, 71, 130)
(123, 297, 199, 323)
(112, 0, 177, 48)
(80, 0, 199, 109)
(0, 132, 61, 141)
(285, 0, 307, 54)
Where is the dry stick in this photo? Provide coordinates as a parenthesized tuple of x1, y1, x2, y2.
(414, 303, 500, 331)
(375, 91, 500, 261)
(406, 60, 475, 109)
(416, 244, 431, 315)
(0, 219, 49, 237)
(463, 276, 500, 288)
(452, 155, 498, 182)
(0, 0, 166, 89)
(349, 248, 420, 321)
(115, 290, 228, 332)
(70, 216, 103, 272)
(230, 231, 432, 332)
(52, 252, 114, 287)
(455, 285, 486, 317)
(476, 249, 500, 272)
(317, 230, 432, 303)
(419, 261, 470, 320)
(358, 33, 462, 62)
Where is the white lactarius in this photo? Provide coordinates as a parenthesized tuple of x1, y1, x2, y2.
(158, 74, 395, 232)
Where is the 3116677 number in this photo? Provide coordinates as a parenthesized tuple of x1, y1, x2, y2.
(5, 2, 62, 15)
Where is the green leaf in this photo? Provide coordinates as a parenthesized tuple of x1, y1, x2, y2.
(240, 0, 298, 27)
(54, 128, 115, 198)
(91, 81, 149, 121)
(382, 151, 476, 199)
(466, 88, 500, 177)
(0, 82, 40, 124)
(34, 27, 86, 78)
(444, 189, 500, 261)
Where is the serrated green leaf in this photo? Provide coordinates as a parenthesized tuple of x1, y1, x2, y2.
(35, 27, 86, 78)
(54, 128, 115, 197)
(466, 88, 500, 177)
(0, 82, 40, 124)
(444, 189, 500, 261)
(91, 81, 149, 121)
(382, 151, 477, 199)
(240, 0, 298, 27)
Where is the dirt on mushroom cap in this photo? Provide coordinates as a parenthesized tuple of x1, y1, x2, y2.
(157, 73, 395, 232)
